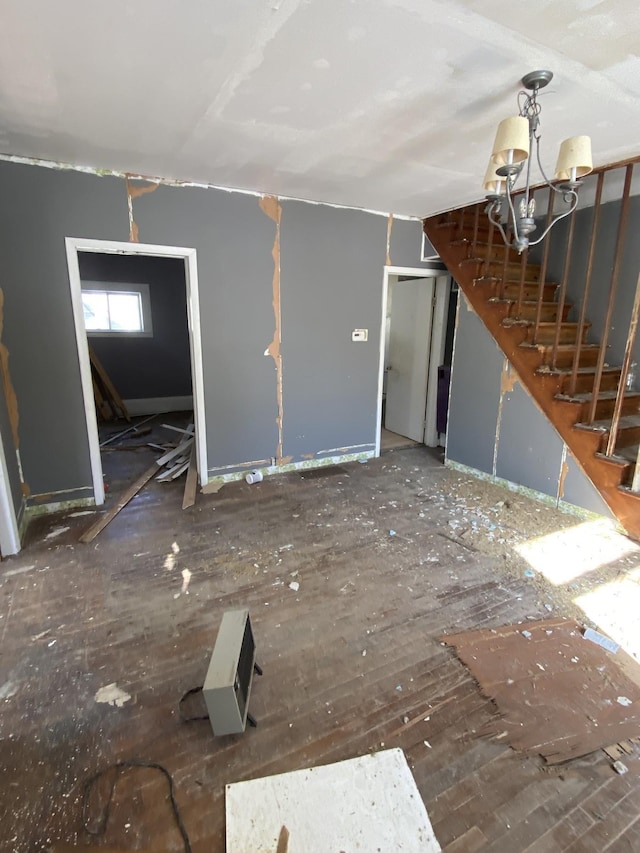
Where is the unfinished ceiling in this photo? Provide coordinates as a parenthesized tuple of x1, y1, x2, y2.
(1, 0, 639, 217)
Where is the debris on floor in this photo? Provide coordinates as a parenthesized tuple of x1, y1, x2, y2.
(441, 618, 640, 764)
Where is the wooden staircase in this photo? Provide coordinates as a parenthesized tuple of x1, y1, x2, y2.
(424, 209, 640, 541)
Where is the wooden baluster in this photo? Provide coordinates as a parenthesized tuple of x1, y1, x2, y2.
(606, 272, 640, 458)
(551, 205, 577, 371)
(568, 172, 604, 397)
(587, 163, 634, 425)
(532, 190, 555, 345)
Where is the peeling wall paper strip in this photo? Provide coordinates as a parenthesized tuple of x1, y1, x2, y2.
(125, 175, 159, 242)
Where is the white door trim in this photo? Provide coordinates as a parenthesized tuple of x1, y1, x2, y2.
(65, 237, 208, 504)
(376, 265, 451, 457)
(0, 428, 20, 555)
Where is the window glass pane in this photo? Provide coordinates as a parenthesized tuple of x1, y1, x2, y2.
(82, 292, 109, 330)
(107, 292, 143, 331)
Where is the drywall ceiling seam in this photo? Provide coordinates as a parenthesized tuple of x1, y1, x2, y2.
(0, 153, 419, 221)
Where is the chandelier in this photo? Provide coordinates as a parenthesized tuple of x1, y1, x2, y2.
(483, 70, 592, 254)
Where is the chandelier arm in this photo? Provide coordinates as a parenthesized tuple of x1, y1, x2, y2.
(486, 199, 510, 247)
(534, 133, 566, 196)
(526, 190, 578, 248)
(504, 178, 522, 245)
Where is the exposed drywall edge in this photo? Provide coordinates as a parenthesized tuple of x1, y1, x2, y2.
(0, 152, 418, 221)
(202, 451, 375, 492)
(558, 443, 570, 501)
(445, 458, 611, 524)
(493, 358, 520, 476)
(123, 395, 194, 416)
(125, 175, 160, 242)
(259, 195, 285, 463)
(24, 496, 96, 519)
(386, 214, 393, 265)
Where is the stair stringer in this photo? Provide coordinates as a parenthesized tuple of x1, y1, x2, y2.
(424, 217, 640, 542)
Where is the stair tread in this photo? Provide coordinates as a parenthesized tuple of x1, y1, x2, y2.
(559, 389, 640, 403)
(575, 413, 640, 432)
(538, 364, 620, 377)
(521, 342, 600, 351)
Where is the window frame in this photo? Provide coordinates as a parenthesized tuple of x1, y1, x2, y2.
(81, 280, 153, 338)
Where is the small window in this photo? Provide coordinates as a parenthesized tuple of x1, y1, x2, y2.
(81, 281, 153, 337)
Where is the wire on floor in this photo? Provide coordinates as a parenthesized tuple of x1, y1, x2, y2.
(82, 759, 192, 853)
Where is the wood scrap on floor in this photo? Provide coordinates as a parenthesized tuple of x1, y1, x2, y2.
(81, 423, 197, 542)
(441, 618, 640, 765)
(99, 414, 158, 448)
(182, 444, 198, 509)
(89, 345, 130, 422)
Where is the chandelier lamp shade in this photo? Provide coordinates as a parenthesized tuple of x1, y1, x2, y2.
(483, 70, 593, 254)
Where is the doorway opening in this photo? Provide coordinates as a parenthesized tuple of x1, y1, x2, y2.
(66, 238, 207, 505)
(376, 266, 455, 457)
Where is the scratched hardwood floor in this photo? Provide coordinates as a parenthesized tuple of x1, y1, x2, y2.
(1, 444, 638, 852)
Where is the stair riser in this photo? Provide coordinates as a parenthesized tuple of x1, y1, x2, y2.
(483, 260, 541, 281)
(514, 304, 571, 323)
(542, 349, 600, 369)
(586, 398, 640, 421)
(458, 242, 522, 263)
(526, 326, 591, 346)
(500, 283, 558, 301)
(563, 372, 621, 395)
(613, 427, 640, 450)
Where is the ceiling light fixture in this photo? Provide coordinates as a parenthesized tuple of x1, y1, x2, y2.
(483, 70, 593, 254)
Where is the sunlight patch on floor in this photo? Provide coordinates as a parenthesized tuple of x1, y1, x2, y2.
(514, 518, 640, 586)
(575, 578, 640, 663)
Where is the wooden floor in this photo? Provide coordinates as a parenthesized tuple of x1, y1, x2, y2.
(1, 444, 639, 852)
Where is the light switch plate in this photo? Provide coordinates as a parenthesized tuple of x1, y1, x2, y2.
(352, 328, 368, 342)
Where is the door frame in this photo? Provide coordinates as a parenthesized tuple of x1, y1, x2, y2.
(376, 265, 451, 456)
(65, 237, 207, 505)
(0, 428, 20, 555)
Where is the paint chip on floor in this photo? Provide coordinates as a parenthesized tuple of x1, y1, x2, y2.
(95, 683, 132, 707)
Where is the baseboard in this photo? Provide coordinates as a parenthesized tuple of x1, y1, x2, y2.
(444, 458, 610, 523)
(203, 450, 375, 493)
(25, 487, 96, 519)
(123, 395, 194, 416)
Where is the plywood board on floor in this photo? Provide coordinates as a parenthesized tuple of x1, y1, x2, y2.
(442, 618, 640, 763)
(225, 748, 442, 852)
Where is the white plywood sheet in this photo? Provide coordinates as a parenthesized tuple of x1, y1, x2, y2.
(225, 747, 441, 852)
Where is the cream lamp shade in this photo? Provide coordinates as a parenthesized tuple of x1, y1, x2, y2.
(491, 116, 530, 166)
(483, 161, 505, 194)
(555, 135, 593, 180)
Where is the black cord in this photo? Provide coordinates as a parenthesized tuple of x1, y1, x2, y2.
(82, 759, 192, 853)
(178, 685, 209, 722)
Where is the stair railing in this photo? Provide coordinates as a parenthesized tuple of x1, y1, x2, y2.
(606, 271, 640, 460)
(567, 172, 604, 397)
(586, 163, 634, 425)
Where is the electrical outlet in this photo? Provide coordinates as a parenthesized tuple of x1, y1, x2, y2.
(352, 328, 368, 342)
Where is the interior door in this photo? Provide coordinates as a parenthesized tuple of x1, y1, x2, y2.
(385, 277, 434, 441)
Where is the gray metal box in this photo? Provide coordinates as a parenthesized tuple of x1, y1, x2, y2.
(202, 608, 256, 736)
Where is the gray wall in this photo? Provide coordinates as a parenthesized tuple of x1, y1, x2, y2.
(78, 253, 192, 400)
(0, 160, 429, 498)
(446, 295, 614, 518)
